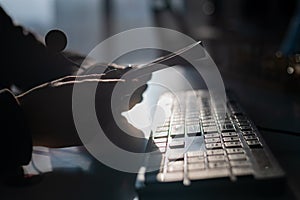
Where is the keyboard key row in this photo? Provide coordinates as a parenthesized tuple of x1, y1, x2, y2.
(187, 151, 204, 158)
(169, 141, 185, 149)
(247, 140, 262, 148)
(206, 143, 222, 149)
(205, 138, 221, 143)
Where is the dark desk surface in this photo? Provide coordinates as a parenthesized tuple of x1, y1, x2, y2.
(225, 77, 300, 200)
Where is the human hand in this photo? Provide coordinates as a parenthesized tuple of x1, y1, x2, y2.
(17, 66, 151, 151)
(83, 64, 152, 152)
(17, 74, 120, 148)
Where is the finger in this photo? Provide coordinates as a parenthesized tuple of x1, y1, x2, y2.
(86, 62, 127, 70)
(18, 77, 125, 100)
(51, 74, 106, 83)
(51, 78, 125, 87)
(103, 68, 131, 79)
(17, 82, 51, 99)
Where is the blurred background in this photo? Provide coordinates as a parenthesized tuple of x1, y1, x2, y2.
(1, 0, 299, 86)
(1, 0, 300, 129)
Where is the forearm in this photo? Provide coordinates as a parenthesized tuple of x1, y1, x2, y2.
(17, 82, 84, 148)
(0, 89, 32, 166)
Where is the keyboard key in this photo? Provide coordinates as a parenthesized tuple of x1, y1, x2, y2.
(224, 141, 242, 148)
(206, 143, 222, 149)
(203, 126, 218, 133)
(201, 113, 212, 117)
(230, 160, 251, 167)
(239, 126, 252, 131)
(170, 132, 185, 138)
(168, 153, 184, 161)
(156, 126, 169, 132)
(168, 165, 184, 172)
(186, 114, 199, 119)
(172, 120, 184, 124)
(169, 140, 185, 149)
(160, 172, 184, 182)
(187, 157, 205, 163)
(206, 149, 225, 156)
(173, 115, 184, 119)
(216, 118, 231, 123)
(186, 118, 199, 122)
(167, 160, 184, 166)
(226, 148, 244, 154)
(187, 151, 204, 158)
(188, 168, 230, 180)
(186, 121, 200, 126)
(170, 125, 184, 136)
(220, 123, 235, 132)
(221, 128, 236, 133)
(204, 133, 220, 138)
(171, 122, 185, 127)
(232, 167, 253, 176)
(187, 132, 201, 137)
(154, 132, 168, 138)
(202, 122, 216, 127)
(220, 124, 235, 132)
(236, 120, 248, 125)
(163, 121, 171, 126)
(186, 116, 199, 121)
(228, 154, 247, 161)
(242, 131, 256, 136)
(242, 131, 256, 135)
(201, 119, 215, 123)
(205, 138, 221, 143)
(223, 136, 240, 142)
(244, 135, 257, 140)
(172, 119, 185, 123)
(247, 140, 262, 148)
(186, 125, 201, 136)
(207, 155, 226, 162)
(220, 122, 234, 127)
(208, 162, 229, 168)
(201, 118, 215, 123)
(172, 115, 184, 119)
(154, 142, 167, 148)
(153, 137, 168, 143)
(222, 132, 238, 137)
(188, 163, 205, 171)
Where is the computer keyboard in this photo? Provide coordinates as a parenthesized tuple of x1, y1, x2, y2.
(136, 90, 285, 199)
